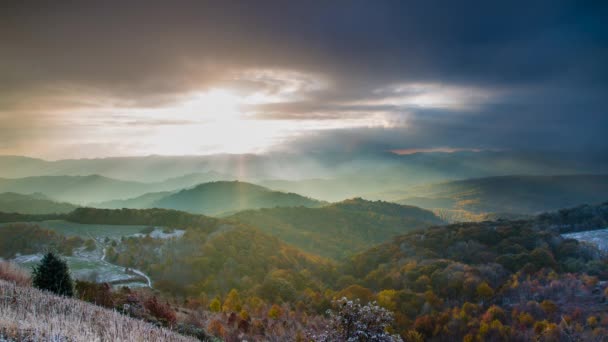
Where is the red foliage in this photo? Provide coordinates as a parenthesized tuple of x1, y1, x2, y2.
(144, 296, 177, 326)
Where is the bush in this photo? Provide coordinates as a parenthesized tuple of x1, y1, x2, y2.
(312, 297, 403, 341)
(144, 296, 177, 326)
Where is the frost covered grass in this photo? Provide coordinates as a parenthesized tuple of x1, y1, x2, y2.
(0, 280, 195, 342)
(562, 227, 608, 252)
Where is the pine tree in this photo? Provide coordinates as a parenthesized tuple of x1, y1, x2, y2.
(32, 252, 74, 296)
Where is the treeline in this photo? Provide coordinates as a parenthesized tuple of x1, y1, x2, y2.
(0, 223, 83, 258)
(536, 201, 608, 233)
(0, 211, 65, 223)
(67, 207, 220, 231)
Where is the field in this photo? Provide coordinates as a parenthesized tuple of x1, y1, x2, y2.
(562, 228, 608, 252)
(13, 254, 147, 286)
(1, 221, 178, 287)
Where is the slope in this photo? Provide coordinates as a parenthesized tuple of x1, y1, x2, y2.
(153, 181, 324, 215)
(393, 174, 608, 215)
(228, 198, 444, 259)
(0, 280, 194, 341)
(0, 192, 77, 214)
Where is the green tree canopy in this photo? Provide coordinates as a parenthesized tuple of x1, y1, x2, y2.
(32, 252, 74, 297)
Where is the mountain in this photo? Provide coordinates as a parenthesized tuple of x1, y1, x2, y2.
(0, 192, 76, 214)
(228, 198, 444, 259)
(2, 150, 608, 199)
(152, 181, 324, 215)
(0, 172, 234, 205)
(0, 175, 153, 204)
(94, 191, 174, 209)
(389, 174, 608, 215)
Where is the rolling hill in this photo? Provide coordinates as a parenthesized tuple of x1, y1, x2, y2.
(58, 207, 334, 301)
(0, 172, 234, 205)
(152, 181, 325, 215)
(94, 191, 174, 209)
(228, 198, 444, 259)
(391, 174, 608, 215)
(0, 192, 77, 214)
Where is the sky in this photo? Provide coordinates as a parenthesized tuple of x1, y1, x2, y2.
(1, 1, 607, 159)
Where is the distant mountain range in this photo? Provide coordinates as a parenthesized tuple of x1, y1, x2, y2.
(229, 198, 443, 259)
(0, 192, 76, 215)
(0, 172, 233, 204)
(2, 150, 608, 201)
(387, 174, 608, 215)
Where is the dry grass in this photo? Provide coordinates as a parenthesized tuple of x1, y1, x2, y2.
(0, 261, 31, 287)
(0, 280, 196, 342)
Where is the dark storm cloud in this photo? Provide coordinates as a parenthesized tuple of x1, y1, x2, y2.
(1, 0, 607, 156)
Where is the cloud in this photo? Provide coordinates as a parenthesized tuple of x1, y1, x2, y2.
(1, 1, 607, 158)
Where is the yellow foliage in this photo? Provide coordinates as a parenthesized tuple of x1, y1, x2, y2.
(587, 315, 598, 328)
(403, 330, 424, 342)
(377, 289, 397, 311)
(209, 297, 221, 312)
(222, 288, 242, 312)
(268, 304, 283, 319)
(476, 282, 494, 300)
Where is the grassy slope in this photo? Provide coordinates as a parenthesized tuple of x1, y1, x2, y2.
(0, 280, 194, 341)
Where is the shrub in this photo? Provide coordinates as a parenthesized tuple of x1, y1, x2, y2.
(144, 296, 177, 326)
(312, 297, 403, 341)
(0, 261, 31, 286)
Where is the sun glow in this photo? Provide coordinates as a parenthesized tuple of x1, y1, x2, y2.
(179, 89, 243, 123)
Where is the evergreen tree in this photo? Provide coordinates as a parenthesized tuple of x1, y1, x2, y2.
(32, 252, 74, 296)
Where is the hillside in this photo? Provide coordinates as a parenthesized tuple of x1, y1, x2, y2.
(94, 191, 174, 209)
(339, 217, 608, 340)
(0, 192, 76, 214)
(153, 181, 324, 215)
(228, 198, 444, 259)
(392, 174, 608, 215)
(106, 222, 334, 301)
(0, 280, 195, 341)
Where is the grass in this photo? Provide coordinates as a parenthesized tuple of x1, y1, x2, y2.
(0, 261, 30, 287)
(0, 279, 196, 341)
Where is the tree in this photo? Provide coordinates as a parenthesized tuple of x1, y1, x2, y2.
(312, 297, 403, 342)
(209, 297, 222, 312)
(476, 282, 494, 302)
(222, 288, 242, 312)
(32, 252, 73, 296)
